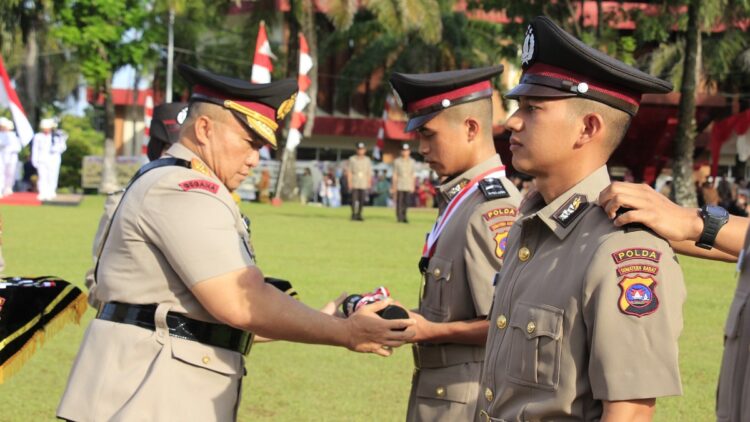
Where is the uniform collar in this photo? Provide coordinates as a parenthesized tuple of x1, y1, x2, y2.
(438, 154, 503, 202)
(166, 143, 217, 179)
(521, 165, 611, 240)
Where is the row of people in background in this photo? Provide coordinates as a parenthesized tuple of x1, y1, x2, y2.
(0, 116, 67, 201)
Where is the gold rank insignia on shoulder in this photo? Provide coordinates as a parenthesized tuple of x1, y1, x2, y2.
(190, 158, 213, 177)
(277, 93, 297, 120)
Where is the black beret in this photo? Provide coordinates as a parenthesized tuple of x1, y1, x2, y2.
(506, 16, 673, 115)
(390, 65, 504, 132)
(178, 64, 298, 148)
(147, 102, 188, 161)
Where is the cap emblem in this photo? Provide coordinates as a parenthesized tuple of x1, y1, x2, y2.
(390, 83, 404, 109)
(176, 107, 189, 125)
(277, 92, 297, 120)
(521, 26, 535, 66)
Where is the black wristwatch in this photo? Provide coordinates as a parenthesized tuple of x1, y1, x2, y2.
(696, 205, 729, 250)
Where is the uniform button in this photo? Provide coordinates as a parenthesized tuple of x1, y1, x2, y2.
(435, 386, 446, 398)
(518, 246, 531, 261)
(433, 268, 441, 278)
(496, 314, 507, 329)
(527, 321, 536, 334)
(484, 387, 494, 402)
(202, 356, 210, 364)
(479, 410, 490, 422)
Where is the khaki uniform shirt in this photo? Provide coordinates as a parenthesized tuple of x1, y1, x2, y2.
(407, 155, 521, 422)
(57, 143, 254, 422)
(394, 156, 417, 192)
(479, 166, 686, 421)
(716, 226, 750, 422)
(348, 155, 373, 189)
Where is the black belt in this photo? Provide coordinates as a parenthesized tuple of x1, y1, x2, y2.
(97, 302, 252, 354)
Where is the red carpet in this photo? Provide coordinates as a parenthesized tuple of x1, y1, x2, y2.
(0, 192, 42, 206)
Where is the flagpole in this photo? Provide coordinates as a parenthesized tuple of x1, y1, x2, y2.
(166, 7, 175, 103)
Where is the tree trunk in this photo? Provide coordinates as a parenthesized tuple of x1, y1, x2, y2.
(100, 76, 119, 193)
(671, 0, 700, 207)
(23, 24, 39, 126)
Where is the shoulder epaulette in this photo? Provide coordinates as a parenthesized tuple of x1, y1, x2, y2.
(478, 178, 510, 200)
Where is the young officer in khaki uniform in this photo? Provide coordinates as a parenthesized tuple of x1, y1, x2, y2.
(347, 142, 373, 221)
(392, 143, 416, 223)
(478, 17, 686, 421)
(57, 65, 414, 422)
(600, 181, 748, 421)
(389, 66, 521, 422)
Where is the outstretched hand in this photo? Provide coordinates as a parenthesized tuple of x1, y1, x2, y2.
(345, 299, 415, 357)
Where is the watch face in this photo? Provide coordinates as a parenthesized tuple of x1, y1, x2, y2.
(706, 205, 730, 220)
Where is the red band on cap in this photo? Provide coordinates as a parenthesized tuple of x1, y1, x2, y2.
(525, 63, 641, 107)
(193, 85, 276, 121)
(407, 81, 492, 114)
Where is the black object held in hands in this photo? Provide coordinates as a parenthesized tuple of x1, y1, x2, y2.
(341, 286, 409, 325)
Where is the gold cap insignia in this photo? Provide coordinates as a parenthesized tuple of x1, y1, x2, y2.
(277, 93, 297, 120)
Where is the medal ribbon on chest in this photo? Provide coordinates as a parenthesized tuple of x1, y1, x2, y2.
(421, 166, 505, 258)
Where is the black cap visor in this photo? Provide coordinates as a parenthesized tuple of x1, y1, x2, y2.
(405, 110, 441, 133)
(505, 83, 578, 100)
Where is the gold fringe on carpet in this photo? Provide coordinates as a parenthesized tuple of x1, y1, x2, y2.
(0, 292, 88, 383)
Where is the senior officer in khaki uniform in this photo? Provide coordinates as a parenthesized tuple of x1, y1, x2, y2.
(389, 66, 521, 422)
(85, 102, 189, 308)
(600, 182, 749, 421)
(477, 17, 686, 421)
(347, 142, 373, 221)
(57, 65, 414, 422)
(392, 143, 417, 223)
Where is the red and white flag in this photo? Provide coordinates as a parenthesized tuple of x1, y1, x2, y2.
(285, 33, 313, 151)
(0, 54, 33, 146)
(251, 21, 275, 84)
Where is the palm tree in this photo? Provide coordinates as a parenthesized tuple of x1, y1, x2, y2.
(323, 0, 510, 114)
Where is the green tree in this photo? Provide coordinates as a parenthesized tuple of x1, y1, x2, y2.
(323, 0, 511, 113)
(52, 0, 158, 193)
(58, 113, 104, 190)
(633, 0, 750, 206)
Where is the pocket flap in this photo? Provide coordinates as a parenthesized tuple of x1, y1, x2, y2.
(415, 364, 473, 403)
(427, 256, 453, 282)
(509, 302, 563, 340)
(171, 337, 243, 376)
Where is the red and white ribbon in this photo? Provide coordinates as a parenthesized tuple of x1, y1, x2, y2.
(422, 166, 505, 258)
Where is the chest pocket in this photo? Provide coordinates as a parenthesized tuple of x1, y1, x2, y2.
(423, 257, 453, 316)
(505, 302, 563, 390)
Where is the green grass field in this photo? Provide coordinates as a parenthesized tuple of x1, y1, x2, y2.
(0, 197, 736, 421)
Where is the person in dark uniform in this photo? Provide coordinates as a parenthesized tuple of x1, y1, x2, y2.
(58, 65, 414, 421)
(478, 16, 685, 421)
(389, 66, 522, 422)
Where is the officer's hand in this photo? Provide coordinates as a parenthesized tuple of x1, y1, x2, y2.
(320, 292, 348, 317)
(406, 310, 432, 343)
(598, 182, 702, 242)
(345, 298, 415, 357)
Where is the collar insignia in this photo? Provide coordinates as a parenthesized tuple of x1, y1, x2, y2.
(191, 158, 212, 177)
(552, 193, 588, 228)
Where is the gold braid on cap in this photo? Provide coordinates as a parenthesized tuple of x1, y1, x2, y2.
(223, 100, 279, 147)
